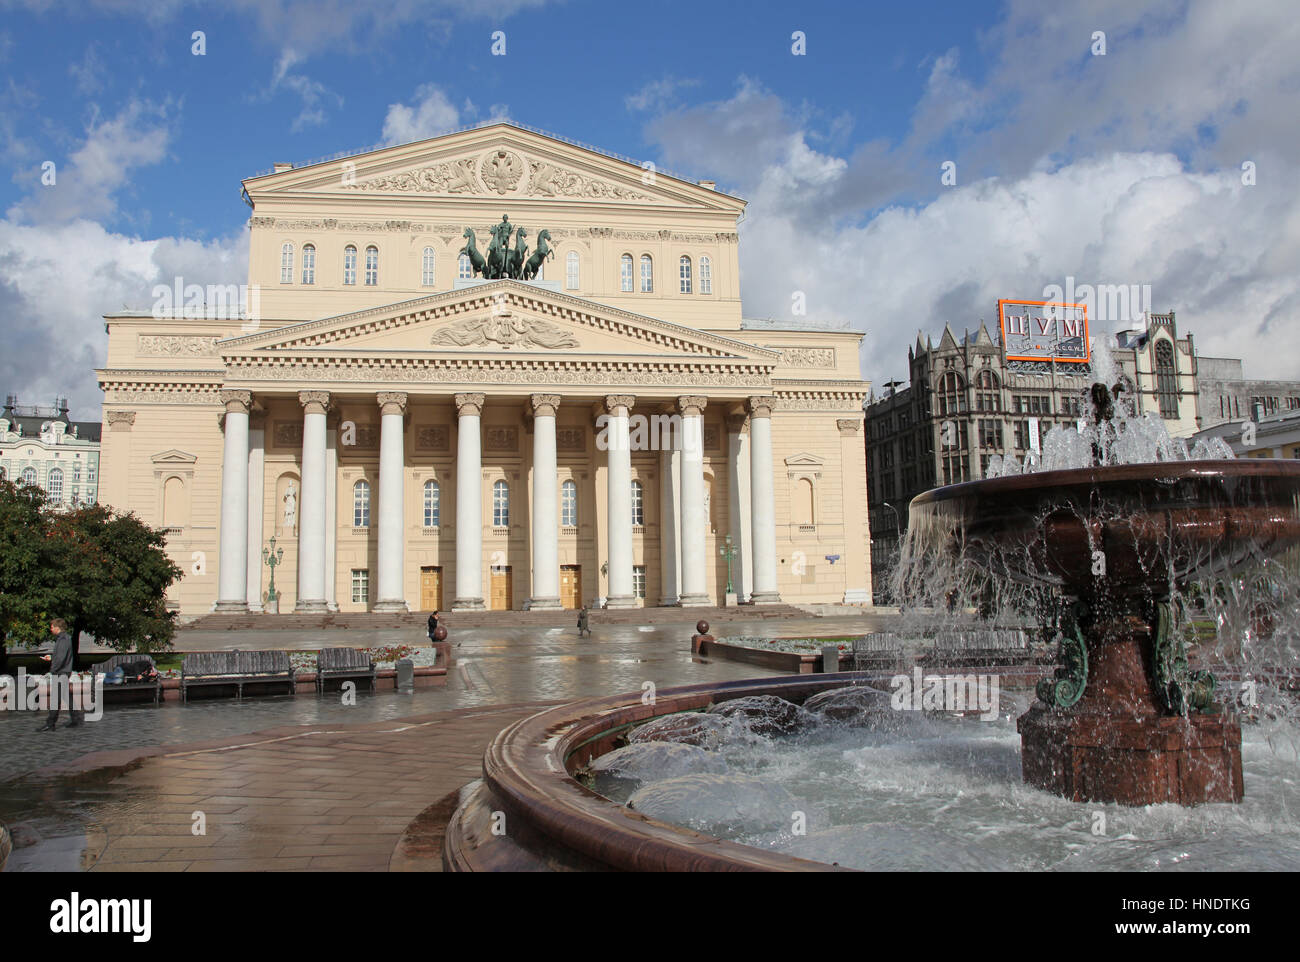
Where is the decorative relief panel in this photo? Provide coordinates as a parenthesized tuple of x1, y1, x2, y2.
(416, 425, 450, 451)
(765, 347, 836, 368)
(137, 335, 221, 357)
(485, 427, 518, 452)
(344, 158, 480, 194)
(481, 150, 525, 194)
(104, 390, 221, 404)
(273, 421, 303, 448)
(557, 427, 586, 452)
(229, 363, 771, 388)
(528, 160, 653, 202)
(349, 424, 378, 449)
(703, 425, 721, 450)
(430, 315, 580, 350)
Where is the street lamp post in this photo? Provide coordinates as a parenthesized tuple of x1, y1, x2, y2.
(719, 534, 736, 598)
(263, 536, 284, 614)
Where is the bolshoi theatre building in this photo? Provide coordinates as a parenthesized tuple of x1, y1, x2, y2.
(95, 124, 872, 616)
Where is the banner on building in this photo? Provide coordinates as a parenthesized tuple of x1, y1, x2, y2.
(998, 299, 1090, 363)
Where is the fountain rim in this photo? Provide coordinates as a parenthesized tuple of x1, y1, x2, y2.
(909, 459, 1300, 509)
(445, 669, 1046, 872)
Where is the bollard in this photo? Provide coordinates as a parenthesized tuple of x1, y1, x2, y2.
(396, 657, 414, 692)
(821, 645, 839, 673)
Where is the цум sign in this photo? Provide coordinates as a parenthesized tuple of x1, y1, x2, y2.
(998, 299, 1089, 363)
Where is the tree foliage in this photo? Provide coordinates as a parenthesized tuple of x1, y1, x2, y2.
(0, 478, 183, 655)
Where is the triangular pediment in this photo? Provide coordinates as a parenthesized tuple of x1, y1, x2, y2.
(243, 123, 743, 213)
(219, 281, 779, 366)
(151, 449, 197, 464)
(785, 452, 825, 467)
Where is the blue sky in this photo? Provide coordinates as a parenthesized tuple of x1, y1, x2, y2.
(1, 0, 1298, 413)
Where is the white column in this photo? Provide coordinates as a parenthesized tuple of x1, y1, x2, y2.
(296, 390, 330, 612)
(749, 396, 782, 603)
(658, 446, 680, 605)
(727, 414, 753, 603)
(530, 394, 562, 609)
(374, 392, 409, 612)
(453, 393, 485, 610)
(677, 395, 710, 606)
(324, 424, 338, 611)
(245, 420, 265, 612)
(604, 394, 636, 608)
(216, 390, 251, 611)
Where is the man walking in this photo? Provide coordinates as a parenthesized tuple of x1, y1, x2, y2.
(577, 606, 591, 638)
(39, 618, 83, 731)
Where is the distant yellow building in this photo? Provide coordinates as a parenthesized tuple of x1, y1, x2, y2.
(96, 124, 871, 615)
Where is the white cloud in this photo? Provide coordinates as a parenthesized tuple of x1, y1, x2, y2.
(267, 48, 342, 133)
(625, 75, 699, 113)
(381, 84, 461, 145)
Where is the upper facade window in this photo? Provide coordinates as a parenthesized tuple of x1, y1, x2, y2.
(700, 255, 712, 294)
(364, 246, 378, 286)
(938, 371, 966, 416)
(280, 243, 294, 284)
(679, 256, 692, 294)
(640, 255, 653, 293)
(344, 245, 357, 285)
(459, 253, 472, 280)
(493, 480, 509, 527)
(422, 247, 436, 286)
(566, 251, 579, 290)
(302, 244, 316, 284)
(620, 254, 634, 292)
(1156, 339, 1179, 419)
(561, 479, 577, 526)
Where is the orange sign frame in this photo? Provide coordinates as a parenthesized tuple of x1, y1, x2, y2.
(998, 299, 1090, 364)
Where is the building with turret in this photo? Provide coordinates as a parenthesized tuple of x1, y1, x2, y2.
(0, 395, 103, 507)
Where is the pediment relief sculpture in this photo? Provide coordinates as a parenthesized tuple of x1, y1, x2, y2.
(429, 314, 580, 350)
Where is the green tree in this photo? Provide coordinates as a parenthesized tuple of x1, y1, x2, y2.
(0, 478, 57, 666)
(45, 504, 183, 656)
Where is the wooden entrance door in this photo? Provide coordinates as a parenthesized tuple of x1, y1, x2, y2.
(490, 566, 513, 611)
(560, 565, 582, 609)
(420, 566, 442, 611)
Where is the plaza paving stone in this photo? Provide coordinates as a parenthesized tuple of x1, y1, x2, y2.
(1, 613, 895, 871)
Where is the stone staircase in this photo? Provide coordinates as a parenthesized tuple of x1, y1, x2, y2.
(184, 603, 813, 633)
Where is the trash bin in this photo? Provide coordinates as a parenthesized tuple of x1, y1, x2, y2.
(396, 657, 414, 692)
(821, 645, 839, 673)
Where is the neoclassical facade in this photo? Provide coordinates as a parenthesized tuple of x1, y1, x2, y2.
(96, 124, 871, 615)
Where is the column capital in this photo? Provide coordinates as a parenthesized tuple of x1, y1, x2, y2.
(677, 395, 708, 417)
(837, 418, 862, 436)
(220, 390, 252, 414)
(455, 392, 486, 417)
(106, 410, 136, 431)
(377, 391, 408, 416)
(530, 394, 561, 418)
(726, 413, 750, 435)
(748, 395, 778, 418)
(604, 394, 636, 415)
(298, 390, 331, 415)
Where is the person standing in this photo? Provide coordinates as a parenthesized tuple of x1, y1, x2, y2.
(39, 618, 83, 731)
(577, 606, 591, 638)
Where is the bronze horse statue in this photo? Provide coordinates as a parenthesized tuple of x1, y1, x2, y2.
(522, 229, 553, 280)
(505, 227, 529, 279)
(460, 228, 487, 278)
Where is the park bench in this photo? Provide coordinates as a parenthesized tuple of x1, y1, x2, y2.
(922, 628, 1032, 668)
(181, 650, 296, 701)
(853, 633, 907, 671)
(315, 647, 377, 693)
(91, 654, 162, 704)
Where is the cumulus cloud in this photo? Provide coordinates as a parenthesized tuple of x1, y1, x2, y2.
(639, 2, 1300, 384)
(267, 48, 342, 133)
(381, 84, 461, 145)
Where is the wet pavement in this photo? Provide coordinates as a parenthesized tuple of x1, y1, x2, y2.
(0, 615, 890, 871)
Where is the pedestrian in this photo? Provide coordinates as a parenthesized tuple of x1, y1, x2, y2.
(427, 610, 440, 643)
(39, 618, 83, 732)
(577, 606, 590, 638)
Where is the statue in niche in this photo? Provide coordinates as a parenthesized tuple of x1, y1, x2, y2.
(283, 481, 297, 533)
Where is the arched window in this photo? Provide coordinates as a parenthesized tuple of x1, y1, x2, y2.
(1156, 340, 1178, 418)
(795, 478, 814, 525)
(700, 255, 712, 294)
(458, 253, 472, 280)
(679, 256, 692, 294)
(976, 370, 1000, 412)
(422, 247, 436, 286)
(301, 244, 316, 284)
(493, 480, 509, 527)
(639, 255, 653, 293)
(631, 480, 644, 526)
(565, 251, 580, 290)
(620, 254, 633, 292)
(280, 242, 294, 284)
(353, 479, 370, 527)
(48, 467, 63, 501)
(561, 479, 577, 526)
(364, 245, 378, 286)
(938, 371, 966, 416)
(343, 245, 357, 285)
(21, 467, 36, 486)
(423, 480, 440, 527)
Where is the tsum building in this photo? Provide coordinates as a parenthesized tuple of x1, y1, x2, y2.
(95, 123, 872, 616)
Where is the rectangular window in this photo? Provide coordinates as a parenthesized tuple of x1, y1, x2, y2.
(632, 566, 646, 599)
(344, 248, 357, 285)
(422, 249, 435, 286)
(620, 256, 633, 292)
(351, 569, 369, 604)
(302, 246, 316, 284)
(979, 420, 1002, 448)
(364, 247, 378, 286)
(700, 257, 712, 294)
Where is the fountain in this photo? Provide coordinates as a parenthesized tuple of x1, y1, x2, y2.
(902, 380, 1300, 805)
